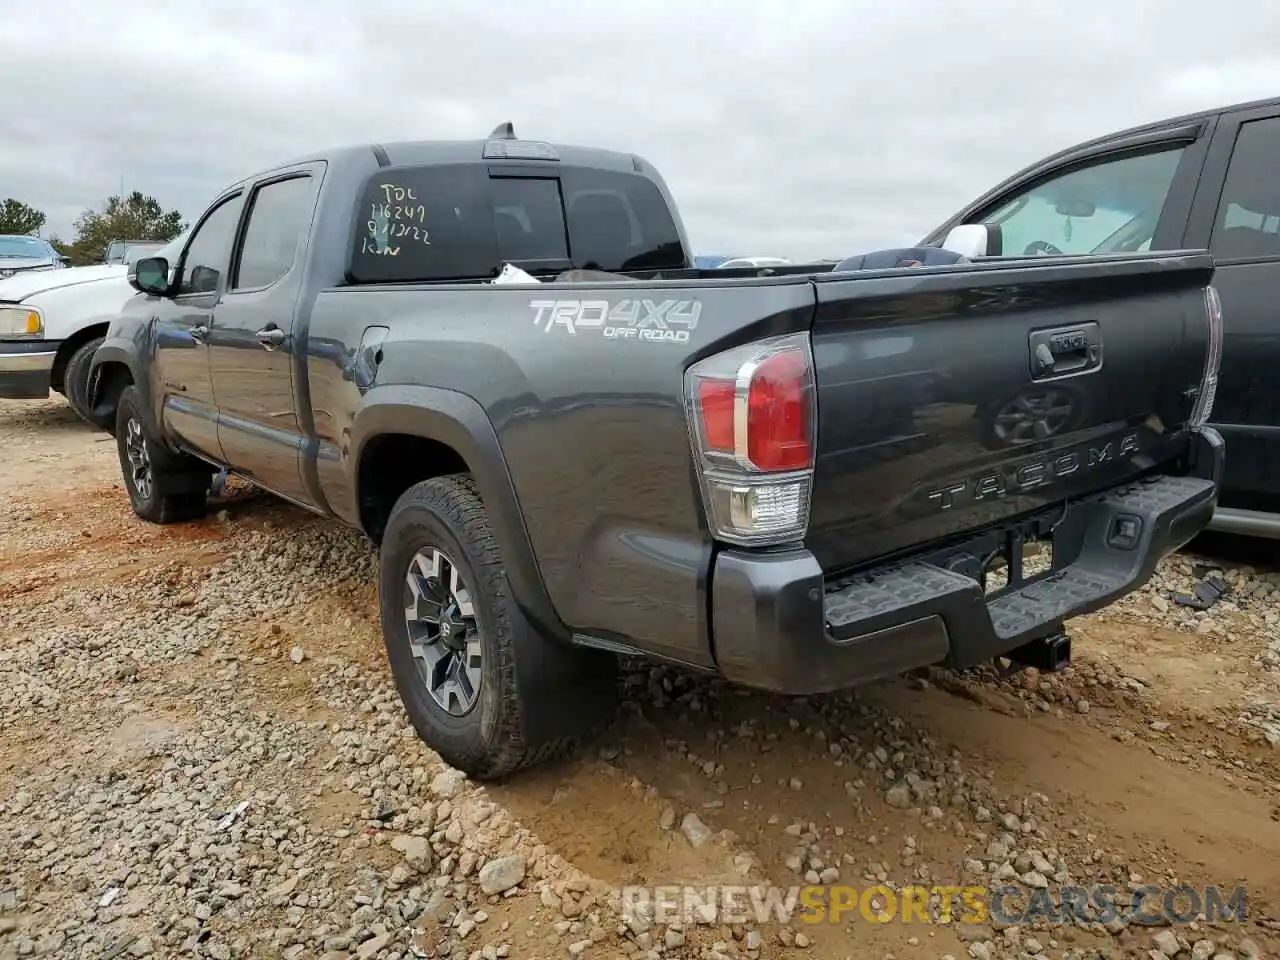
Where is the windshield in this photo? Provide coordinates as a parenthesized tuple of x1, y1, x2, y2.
(108, 240, 169, 265)
(0, 236, 53, 259)
(129, 231, 189, 267)
(122, 240, 169, 266)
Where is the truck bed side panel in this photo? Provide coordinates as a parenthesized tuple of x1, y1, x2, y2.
(807, 253, 1214, 573)
(305, 278, 816, 667)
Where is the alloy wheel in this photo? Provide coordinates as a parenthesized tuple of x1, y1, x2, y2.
(402, 546, 482, 715)
(124, 417, 153, 501)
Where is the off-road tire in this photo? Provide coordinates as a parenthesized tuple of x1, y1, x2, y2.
(64, 336, 114, 429)
(114, 385, 212, 524)
(379, 474, 616, 781)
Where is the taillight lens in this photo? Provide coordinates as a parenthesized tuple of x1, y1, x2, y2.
(685, 332, 816, 546)
(747, 350, 812, 471)
(698, 380, 736, 453)
(1190, 284, 1223, 428)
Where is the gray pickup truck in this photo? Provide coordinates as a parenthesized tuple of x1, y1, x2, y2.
(90, 125, 1225, 779)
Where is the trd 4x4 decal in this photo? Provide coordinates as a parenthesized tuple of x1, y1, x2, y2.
(530, 299, 702, 344)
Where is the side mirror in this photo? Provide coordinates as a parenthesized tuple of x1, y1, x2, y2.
(941, 223, 1002, 258)
(131, 256, 172, 295)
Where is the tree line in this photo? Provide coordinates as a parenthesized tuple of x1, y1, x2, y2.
(0, 194, 185, 266)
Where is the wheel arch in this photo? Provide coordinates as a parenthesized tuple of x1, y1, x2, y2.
(87, 341, 146, 435)
(350, 384, 568, 643)
(50, 322, 110, 394)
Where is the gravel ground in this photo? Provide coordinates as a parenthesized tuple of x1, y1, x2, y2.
(1, 396, 1278, 960)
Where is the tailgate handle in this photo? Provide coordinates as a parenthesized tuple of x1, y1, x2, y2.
(1029, 323, 1101, 379)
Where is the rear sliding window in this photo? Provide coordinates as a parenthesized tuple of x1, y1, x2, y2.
(348, 163, 684, 284)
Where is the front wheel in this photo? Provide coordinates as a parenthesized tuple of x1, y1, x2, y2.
(114, 386, 212, 524)
(379, 475, 616, 780)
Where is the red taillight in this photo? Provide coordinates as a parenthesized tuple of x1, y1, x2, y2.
(690, 343, 815, 472)
(685, 332, 816, 546)
(746, 349, 811, 471)
(698, 379, 736, 453)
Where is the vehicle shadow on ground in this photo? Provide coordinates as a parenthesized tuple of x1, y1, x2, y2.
(1188, 529, 1280, 568)
(209, 483, 278, 519)
(0, 397, 99, 433)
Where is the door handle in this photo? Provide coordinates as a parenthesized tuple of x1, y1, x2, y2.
(256, 326, 286, 350)
(190, 324, 209, 342)
(1029, 323, 1101, 380)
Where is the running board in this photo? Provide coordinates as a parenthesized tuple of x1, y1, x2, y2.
(1205, 506, 1280, 539)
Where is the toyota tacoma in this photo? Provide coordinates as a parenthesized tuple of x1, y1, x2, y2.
(89, 125, 1225, 779)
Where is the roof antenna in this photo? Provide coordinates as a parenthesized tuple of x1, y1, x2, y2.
(489, 122, 516, 140)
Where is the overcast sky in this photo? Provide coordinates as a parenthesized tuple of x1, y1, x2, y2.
(4, 0, 1279, 260)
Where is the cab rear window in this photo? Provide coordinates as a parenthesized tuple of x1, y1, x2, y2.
(347, 162, 685, 283)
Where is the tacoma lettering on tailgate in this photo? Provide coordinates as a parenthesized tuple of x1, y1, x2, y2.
(925, 433, 1141, 511)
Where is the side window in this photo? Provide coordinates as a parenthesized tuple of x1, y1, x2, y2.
(233, 176, 317, 290)
(1210, 117, 1280, 260)
(491, 178, 568, 262)
(978, 148, 1186, 257)
(178, 195, 243, 296)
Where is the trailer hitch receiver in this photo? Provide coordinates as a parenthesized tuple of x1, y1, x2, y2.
(1006, 630, 1072, 673)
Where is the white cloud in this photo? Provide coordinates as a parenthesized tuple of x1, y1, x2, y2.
(3, 0, 1278, 259)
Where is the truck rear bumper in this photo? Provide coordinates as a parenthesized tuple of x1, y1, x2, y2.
(709, 428, 1223, 695)
(0, 339, 60, 399)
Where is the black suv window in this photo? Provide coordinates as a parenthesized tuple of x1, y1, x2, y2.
(1211, 117, 1280, 260)
(178, 194, 243, 296)
(234, 176, 316, 290)
(347, 163, 685, 283)
(976, 147, 1185, 257)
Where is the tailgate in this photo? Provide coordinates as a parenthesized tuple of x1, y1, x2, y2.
(804, 252, 1215, 573)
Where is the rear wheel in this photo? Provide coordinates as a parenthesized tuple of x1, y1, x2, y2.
(63, 336, 113, 429)
(114, 386, 212, 524)
(379, 475, 616, 780)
